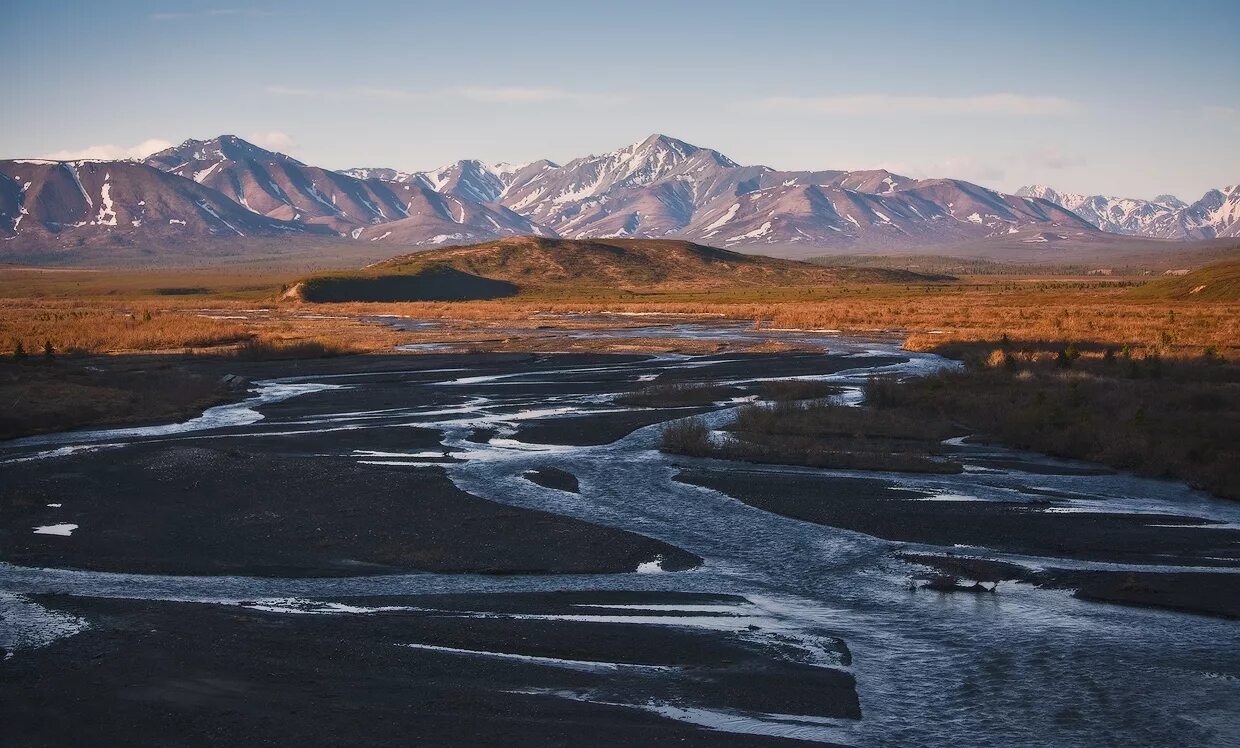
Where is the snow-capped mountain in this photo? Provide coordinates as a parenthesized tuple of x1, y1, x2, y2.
(145, 136, 416, 234)
(359, 134, 1091, 249)
(338, 167, 416, 183)
(486, 135, 1091, 247)
(1181, 186, 1240, 238)
(20, 132, 1218, 256)
(1016, 184, 1240, 239)
(0, 159, 327, 244)
(351, 186, 549, 246)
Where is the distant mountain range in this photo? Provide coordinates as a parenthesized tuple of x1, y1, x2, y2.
(1015, 184, 1240, 240)
(2, 133, 1235, 259)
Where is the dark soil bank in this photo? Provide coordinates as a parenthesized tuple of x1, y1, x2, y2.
(2, 593, 856, 747)
(524, 466, 581, 493)
(675, 468, 1240, 567)
(1, 445, 699, 576)
(900, 552, 1240, 619)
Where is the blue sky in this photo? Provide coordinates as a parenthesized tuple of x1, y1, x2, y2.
(3, 0, 1238, 199)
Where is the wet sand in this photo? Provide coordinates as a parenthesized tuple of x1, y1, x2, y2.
(2, 446, 698, 576)
(675, 468, 1240, 568)
(4, 593, 852, 747)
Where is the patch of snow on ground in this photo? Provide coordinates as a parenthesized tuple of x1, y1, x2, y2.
(195, 200, 245, 236)
(32, 523, 77, 536)
(95, 177, 117, 226)
(727, 221, 772, 242)
(703, 203, 740, 233)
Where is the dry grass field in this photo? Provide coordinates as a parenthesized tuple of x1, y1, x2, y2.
(3, 257, 1237, 363)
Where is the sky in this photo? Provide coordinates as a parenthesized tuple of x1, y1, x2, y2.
(3, 0, 1238, 201)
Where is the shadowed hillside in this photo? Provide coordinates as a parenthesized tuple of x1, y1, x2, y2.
(293, 266, 519, 302)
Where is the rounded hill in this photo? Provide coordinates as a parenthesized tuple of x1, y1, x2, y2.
(288, 236, 953, 302)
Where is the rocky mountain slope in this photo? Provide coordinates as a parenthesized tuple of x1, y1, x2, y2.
(144, 136, 534, 239)
(0, 159, 325, 246)
(1016, 184, 1240, 240)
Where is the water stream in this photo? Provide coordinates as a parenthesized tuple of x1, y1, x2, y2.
(2, 327, 1237, 747)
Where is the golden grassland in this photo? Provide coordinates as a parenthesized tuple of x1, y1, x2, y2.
(4, 281, 1235, 361)
(0, 265, 1235, 366)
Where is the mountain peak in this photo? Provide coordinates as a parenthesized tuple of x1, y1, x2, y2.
(1153, 193, 1187, 208)
(628, 133, 738, 168)
(147, 135, 302, 170)
(637, 133, 695, 152)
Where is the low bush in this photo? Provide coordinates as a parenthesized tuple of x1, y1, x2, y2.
(758, 380, 843, 401)
(618, 382, 737, 407)
(659, 417, 713, 456)
(229, 338, 360, 360)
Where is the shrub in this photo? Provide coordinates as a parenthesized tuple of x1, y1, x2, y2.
(758, 379, 842, 402)
(617, 382, 736, 407)
(863, 375, 902, 408)
(229, 338, 358, 360)
(660, 417, 712, 456)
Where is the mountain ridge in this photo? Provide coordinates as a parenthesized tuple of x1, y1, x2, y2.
(1016, 184, 1240, 240)
(5, 132, 1233, 259)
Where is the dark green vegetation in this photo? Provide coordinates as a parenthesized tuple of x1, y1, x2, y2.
(293, 266, 519, 302)
(289, 236, 953, 302)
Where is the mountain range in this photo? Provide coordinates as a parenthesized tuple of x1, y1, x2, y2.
(1015, 184, 1240, 240)
(2, 133, 1235, 260)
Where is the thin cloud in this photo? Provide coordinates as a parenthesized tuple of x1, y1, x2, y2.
(755, 93, 1078, 117)
(264, 85, 421, 101)
(351, 87, 421, 101)
(265, 85, 323, 97)
(457, 86, 570, 103)
(1029, 146, 1086, 170)
(1200, 104, 1239, 119)
(455, 86, 629, 106)
(247, 130, 298, 152)
(38, 138, 173, 161)
(873, 157, 1005, 186)
(264, 84, 625, 106)
(151, 8, 273, 21)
